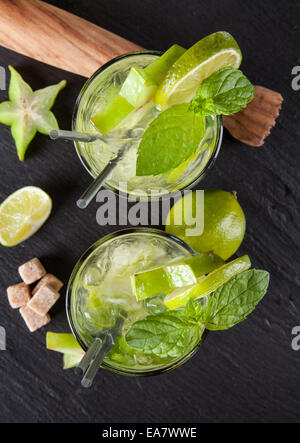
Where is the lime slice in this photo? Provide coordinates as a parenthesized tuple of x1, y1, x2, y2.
(144, 44, 186, 84)
(164, 255, 251, 310)
(132, 252, 224, 301)
(91, 44, 185, 134)
(155, 32, 242, 109)
(0, 186, 52, 247)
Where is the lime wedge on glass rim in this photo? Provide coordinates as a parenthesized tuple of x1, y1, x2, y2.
(164, 255, 251, 310)
(155, 31, 242, 109)
(91, 44, 185, 134)
(0, 186, 52, 247)
(132, 252, 224, 301)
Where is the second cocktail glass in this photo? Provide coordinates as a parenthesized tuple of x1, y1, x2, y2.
(72, 51, 222, 200)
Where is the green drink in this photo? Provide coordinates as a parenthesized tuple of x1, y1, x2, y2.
(72, 52, 222, 199)
(67, 229, 205, 375)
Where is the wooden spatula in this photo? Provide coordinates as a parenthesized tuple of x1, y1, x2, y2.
(0, 0, 282, 146)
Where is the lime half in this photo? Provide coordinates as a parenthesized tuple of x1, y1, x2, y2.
(164, 255, 251, 310)
(155, 31, 242, 109)
(0, 186, 52, 247)
(132, 252, 224, 301)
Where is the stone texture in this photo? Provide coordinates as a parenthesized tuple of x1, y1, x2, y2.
(0, 0, 298, 424)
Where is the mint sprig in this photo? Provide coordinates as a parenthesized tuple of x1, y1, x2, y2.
(204, 269, 270, 330)
(125, 269, 269, 358)
(136, 103, 205, 176)
(125, 298, 204, 358)
(190, 67, 254, 116)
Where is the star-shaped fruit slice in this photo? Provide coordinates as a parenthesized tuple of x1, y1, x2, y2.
(0, 66, 66, 161)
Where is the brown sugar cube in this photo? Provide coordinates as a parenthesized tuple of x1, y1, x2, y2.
(7, 283, 31, 309)
(28, 285, 60, 316)
(19, 305, 50, 332)
(32, 274, 63, 296)
(18, 258, 46, 284)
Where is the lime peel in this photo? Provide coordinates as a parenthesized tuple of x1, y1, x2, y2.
(164, 255, 251, 310)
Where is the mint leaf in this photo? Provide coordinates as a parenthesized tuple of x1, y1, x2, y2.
(203, 269, 270, 331)
(190, 67, 254, 116)
(184, 297, 204, 322)
(125, 299, 204, 358)
(136, 103, 205, 176)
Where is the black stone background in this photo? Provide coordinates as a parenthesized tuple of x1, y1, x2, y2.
(0, 0, 299, 423)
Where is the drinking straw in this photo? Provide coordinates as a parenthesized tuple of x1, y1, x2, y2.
(50, 129, 102, 143)
(76, 311, 127, 388)
(49, 128, 142, 208)
(76, 155, 122, 208)
(76, 142, 131, 209)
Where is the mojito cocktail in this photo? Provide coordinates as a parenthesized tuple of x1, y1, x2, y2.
(73, 34, 232, 199)
(67, 229, 205, 375)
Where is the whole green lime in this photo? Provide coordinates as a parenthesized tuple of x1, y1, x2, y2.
(165, 189, 246, 260)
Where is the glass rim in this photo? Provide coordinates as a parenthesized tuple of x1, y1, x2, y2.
(65, 227, 206, 377)
(72, 50, 223, 200)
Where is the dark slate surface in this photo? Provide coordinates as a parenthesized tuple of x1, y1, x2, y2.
(0, 0, 299, 423)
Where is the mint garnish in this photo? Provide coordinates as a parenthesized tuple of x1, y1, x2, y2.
(190, 67, 254, 116)
(125, 269, 269, 358)
(125, 298, 204, 358)
(136, 103, 205, 176)
(203, 269, 270, 330)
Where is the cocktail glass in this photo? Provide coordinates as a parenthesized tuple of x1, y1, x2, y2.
(72, 51, 223, 200)
(66, 228, 207, 376)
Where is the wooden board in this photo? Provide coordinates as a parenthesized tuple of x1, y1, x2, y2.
(0, 0, 143, 77)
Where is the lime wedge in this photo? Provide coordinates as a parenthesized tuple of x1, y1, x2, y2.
(132, 252, 224, 301)
(155, 32, 242, 109)
(91, 94, 134, 135)
(63, 353, 83, 370)
(91, 44, 185, 134)
(46, 332, 83, 356)
(119, 66, 156, 107)
(164, 255, 251, 310)
(0, 186, 52, 247)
